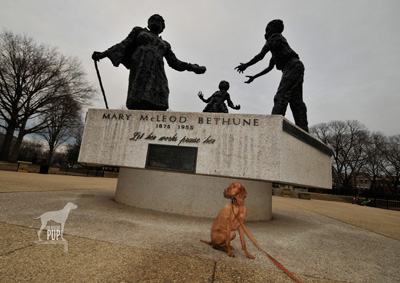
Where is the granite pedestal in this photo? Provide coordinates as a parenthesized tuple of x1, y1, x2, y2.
(78, 109, 332, 221)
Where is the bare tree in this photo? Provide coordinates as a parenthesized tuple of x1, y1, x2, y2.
(66, 120, 84, 165)
(36, 94, 82, 164)
(0, 31, 95, 161)
(16, 138, 45, 163)
(345, 121, 369, 188)
(311, 120, 369, 190)
(378, 135, 400, 195)
(363, 132, 386, 190)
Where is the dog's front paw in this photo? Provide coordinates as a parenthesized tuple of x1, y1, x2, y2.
(246, 253, 255, 259)
(228, 252, 236, 258)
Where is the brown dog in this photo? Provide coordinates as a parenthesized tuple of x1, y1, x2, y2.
(201, 182, 254, 259)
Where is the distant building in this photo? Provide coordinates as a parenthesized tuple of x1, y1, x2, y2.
(376, 175, 399, 195)
(354, 173, 398, 195)
(355, 174, 371, 190)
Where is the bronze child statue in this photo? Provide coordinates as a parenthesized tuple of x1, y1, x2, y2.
(235, 19, 308, 132)
(92, 14, 206, 111)
(198, 80, 240, 113)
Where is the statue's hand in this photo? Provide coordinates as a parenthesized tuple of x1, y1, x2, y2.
(92, 51, 106, 61)
(199, 66, 207, 74)
(244, 76, 255, 84)
(190, 64, 206, 74)
(198, 91, 204, 98)
(234, 104, 241, 110)
(235, 63, 247, 74)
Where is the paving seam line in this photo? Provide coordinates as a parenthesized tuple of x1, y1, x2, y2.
(1, 243, 35, 256)
(285, 204, 400, 242)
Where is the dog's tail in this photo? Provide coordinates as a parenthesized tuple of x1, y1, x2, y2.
(200, 240, 212, 245)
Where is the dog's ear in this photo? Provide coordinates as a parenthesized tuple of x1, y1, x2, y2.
(241, 185, 247, 198)
(237, 183, 247, 199)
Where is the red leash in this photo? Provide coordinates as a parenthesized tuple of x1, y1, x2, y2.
(239, 222, 302, 283)
(231, 202, 302, 283)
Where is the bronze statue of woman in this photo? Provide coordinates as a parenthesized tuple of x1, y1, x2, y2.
(92, 14, 206, 111)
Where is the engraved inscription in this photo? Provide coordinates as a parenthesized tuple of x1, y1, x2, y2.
(145, 144, 198, 173)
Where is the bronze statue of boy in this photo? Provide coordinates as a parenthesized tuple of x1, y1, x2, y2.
(235, 19, 308, 132)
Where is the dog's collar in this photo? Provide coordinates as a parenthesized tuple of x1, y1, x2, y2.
(224, 192, 237, 203)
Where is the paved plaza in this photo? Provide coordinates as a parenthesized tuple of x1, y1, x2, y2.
(1, 171, 399, 282)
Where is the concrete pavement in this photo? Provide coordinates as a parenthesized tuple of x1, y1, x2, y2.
(1, 171, 399, 282)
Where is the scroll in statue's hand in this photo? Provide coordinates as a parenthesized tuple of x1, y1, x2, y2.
(188, 64, 206, 74)
(195, 66, 207, 74)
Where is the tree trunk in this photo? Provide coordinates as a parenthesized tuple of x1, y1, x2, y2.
(9, 129, 25, 162)
(46, 142, 55, 165)
(0, 124, 16, 161)
(393, 176, 399, 196)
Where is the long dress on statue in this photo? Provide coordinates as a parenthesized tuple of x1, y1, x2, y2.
(106, 27, 191, 110)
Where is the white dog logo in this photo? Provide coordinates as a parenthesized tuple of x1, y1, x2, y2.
(35, 202, 78, 241)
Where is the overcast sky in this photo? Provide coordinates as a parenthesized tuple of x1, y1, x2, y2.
(2, 0, 400, 136)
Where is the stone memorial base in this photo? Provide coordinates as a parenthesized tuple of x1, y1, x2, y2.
(115, 168, 272, 221)
(79, 109, 332, 221)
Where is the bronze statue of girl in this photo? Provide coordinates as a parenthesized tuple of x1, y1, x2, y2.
(198, 81, 240, 113)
